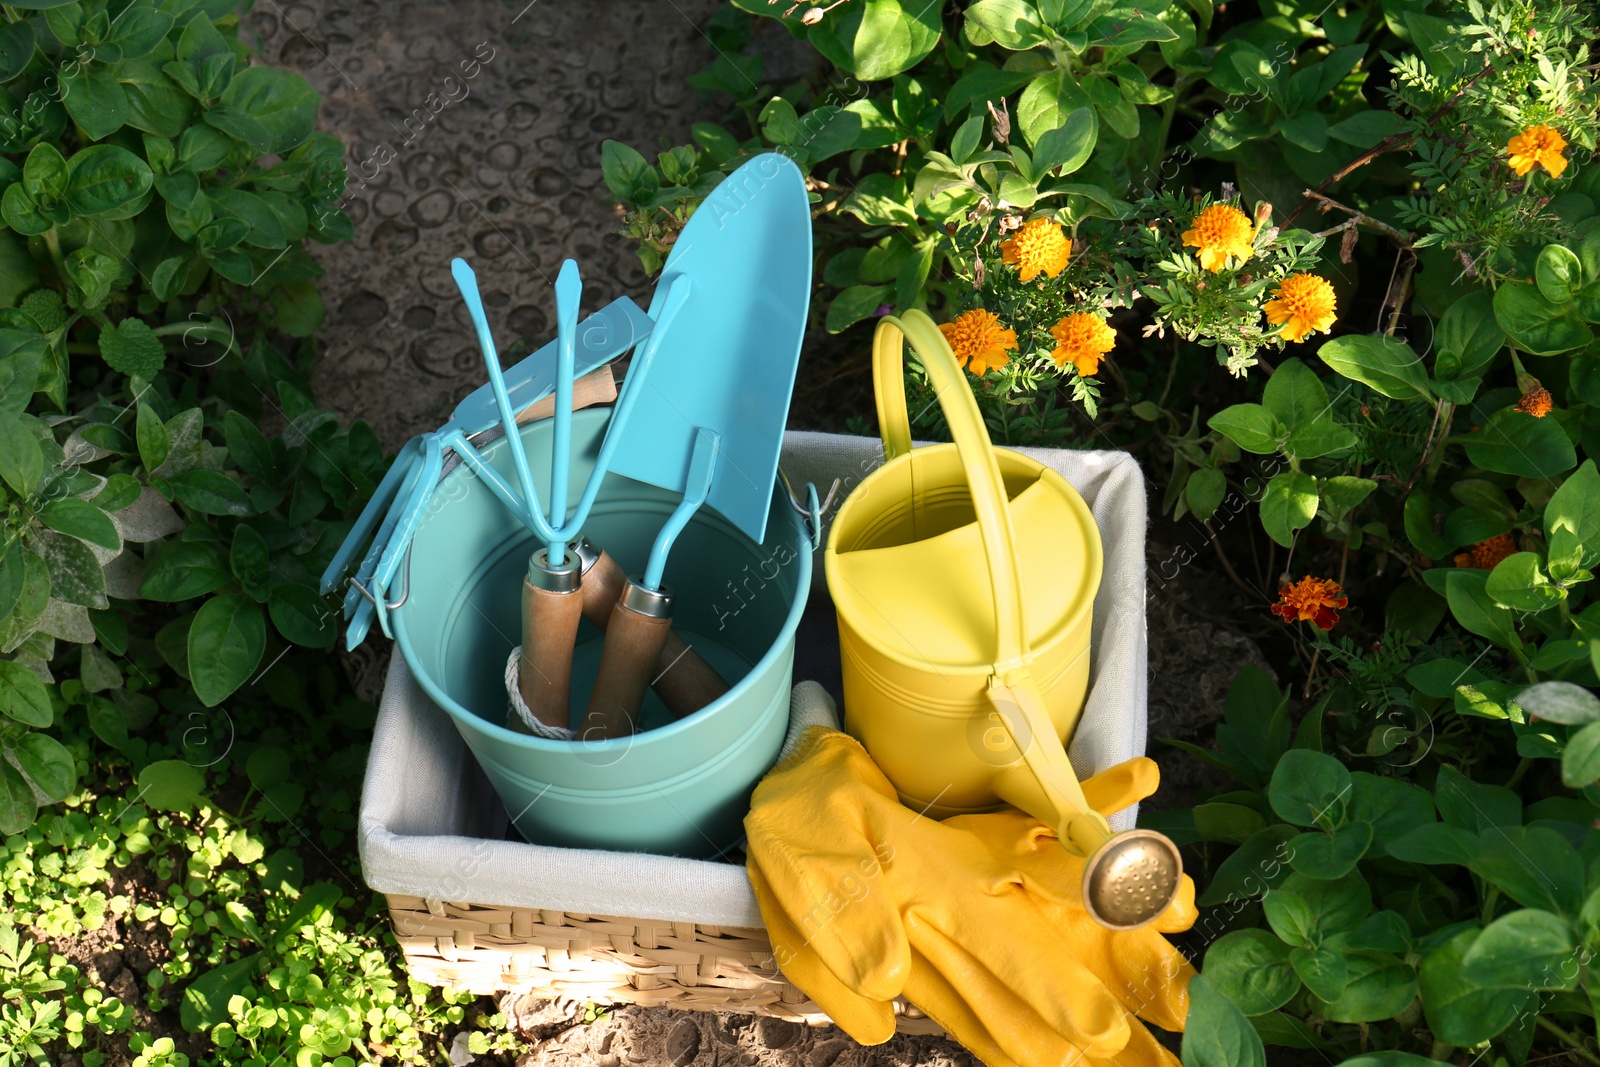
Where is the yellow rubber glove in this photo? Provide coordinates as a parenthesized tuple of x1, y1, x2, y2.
(745, 728, 1195, 1067)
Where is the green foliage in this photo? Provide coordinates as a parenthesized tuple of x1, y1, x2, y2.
(1164, 654, 1600, 1064)
(0, 0, 394, 837)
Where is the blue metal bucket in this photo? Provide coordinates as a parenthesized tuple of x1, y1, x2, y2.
(391, 408, 811, 857)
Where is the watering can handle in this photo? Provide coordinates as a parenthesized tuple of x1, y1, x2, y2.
(872, 311, 1026, 666)
(872, 311, 1111, 856)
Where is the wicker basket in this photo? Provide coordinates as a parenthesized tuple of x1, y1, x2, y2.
(359, 433, 1149, 1032)
(384, 895, 942, 1030)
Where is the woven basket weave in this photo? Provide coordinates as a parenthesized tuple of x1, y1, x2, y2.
(385, 894, 942, 1030)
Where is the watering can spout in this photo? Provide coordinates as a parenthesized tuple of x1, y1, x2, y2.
(985, 678, 1185, 931)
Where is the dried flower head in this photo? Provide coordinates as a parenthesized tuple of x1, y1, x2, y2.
(1263, 273, 1338, 343)
(1516, 377, 1555, 419)
(999, 217, 1071, 282)
(1182, 203, 1255, 272)
(1455, 533, 1517, 570)
(800, 6, 825, 24)
(1271, 576, 1349, 631)
(939, 309, 1017, 376)
(1048, 313, 1116, 377)
(1507, 124, 1568, 179)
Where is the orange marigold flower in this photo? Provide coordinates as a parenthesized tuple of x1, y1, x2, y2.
(939, 309, 1017, 376)
(1454, 533, 1517, 570)
(1182, 203, 1254, 272)
(1507, 124, 1568, 179)
(1264, 273, 1338, 343)
(1271, 576, 1349, 631)
(1516, 385, 1553, 417)
(1048, 313, 1116, 377)
(1000, 217, 1071, 282)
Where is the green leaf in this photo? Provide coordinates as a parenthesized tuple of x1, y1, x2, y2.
(1289, 944, 1348, 1002)
(1461, 909, 1576, 990)
(966, 0, 1047, 48)
(61, 67, 129, 141)
(1185, 468, 1225, 520)
(1420, 929, 1532, 1045)
(0, 660, 51, 726)
(65, 145, 153, 217)
(38, 498, 118, 550)
(1195, 824, 1296, 907)
(137, 758, 205, 812)
(1270, 749, 1352, 827)
(1088, 7, 1179, 45)
(1263, 359, 1356, 460)
(98, 318, 166, 381)
(168, 469, 252, 516)
(1017, 68, 1091, 146)
(0, 547, 22, 620)
(1314, 952, 1418, 1024)
(230, 524, 269, 599)
(268, 584, 334, 648)
(1207, 404, 1281, 454)
(1387, 822, 1479, 866)
(1544, 460, 1600, 570)
(187, 594, 265, 706)
(1325, 109, 1403, 148)
(0, 761, 35, 834)
(1259, 470, 1319, 547)
(1202, 930, 1299, 1015)
(33, 530, 105, 608)
(1289, 821, 1373, 879)
(10, 730, 74, 802)
(1484, 552, 1560, 613)
(1493, 280, 1592, 355)
(1471, 825, 1583, 915)
(1460, 406, 1576, 478)
(21, 142, 67, 206)
(1433, 289, 1504, 382)
(1519, 681, 1600, 725)
(208, 188, 286, 249)
(218, 66, 320, 154)
(0, 21, 37, 83)
(1320, 476, 1376, 521)
(1536, 244, 1584, 304)
(1445, 569, 1519, 649)
(826, 284, 891, 333)
(1031, 106, 1097, 175)
(138, 541, 228, 602)
(1316, 335, 1431, 401)
(1181, 975, 1265, 1067)
(223, 411, 275, 482)
(1349, 774, 1433, 857)
(0, 185, 50, 236)
(818, 0, 942, 81)
(1562, 721, 1600, 789)
(0, 411, 42, 496)
(1434, 764, 1519, 831)
(1276, 111, 1328, 152)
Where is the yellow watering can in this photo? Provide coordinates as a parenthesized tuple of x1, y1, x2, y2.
(825, 310, 1182, 930)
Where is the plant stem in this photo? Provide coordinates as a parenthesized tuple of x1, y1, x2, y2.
(1504, 757, 1531, 790)
(1537, 1016, 1600, 1066)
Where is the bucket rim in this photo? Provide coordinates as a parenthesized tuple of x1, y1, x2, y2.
(822, 441, 1103, 673)
(391, 490, 812, 752)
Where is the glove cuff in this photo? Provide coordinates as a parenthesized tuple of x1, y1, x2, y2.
(774, 680, 841, 769)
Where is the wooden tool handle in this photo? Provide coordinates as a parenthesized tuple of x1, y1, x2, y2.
(516, 366, 618, 424)
(579, 546, 729, 718)
(514, 578, 583, 732)
(580, 601, 670, 739)
(578, 545, 629, 630)
(652, 629, 731, 717)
